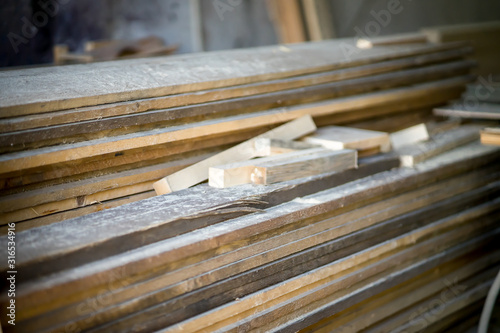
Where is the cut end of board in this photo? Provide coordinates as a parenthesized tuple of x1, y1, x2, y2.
(153, 179, 172, 195)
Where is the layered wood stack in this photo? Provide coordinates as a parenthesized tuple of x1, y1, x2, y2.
(0, 39, 478, 233)
(0, 36, 499, 332)
(0, 136, 499, 332)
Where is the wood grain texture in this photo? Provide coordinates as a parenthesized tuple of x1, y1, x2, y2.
(302, 125, 390, 151)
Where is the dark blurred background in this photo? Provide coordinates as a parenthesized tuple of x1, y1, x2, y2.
(1, 0, 500, 68)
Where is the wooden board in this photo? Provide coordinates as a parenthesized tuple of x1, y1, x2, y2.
(251, 149, 357, 185)
(0, 40, 466, 116)
(302, 125, 391, 151)
(266, 0, 306, 43)
(301, 0, 335, 40)
(389, 123, 429, 150)
(0, 59, 473, 150)
(0, 47, 472, 134)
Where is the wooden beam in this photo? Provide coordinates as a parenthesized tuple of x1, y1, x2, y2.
(389, 123, 429, 150)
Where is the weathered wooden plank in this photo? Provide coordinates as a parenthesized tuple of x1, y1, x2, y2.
(0, 40, 466, 116)
(160, 211, 500, 332)
(0, 76, 472, 175)
(0, 47, 472, 133)
(38, 180, 498, 333)
(0, 59, 473, 150)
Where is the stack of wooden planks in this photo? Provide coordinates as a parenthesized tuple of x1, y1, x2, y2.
(0, 35, 499, 333)
(0, 38, 478, 233)
(1, 136, 498, 332)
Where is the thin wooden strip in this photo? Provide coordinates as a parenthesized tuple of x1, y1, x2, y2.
(357, 32, 428, 49)
(0, 41, 466, 116)
(434, 102, 500, 120)
(0, 47, 472, 133)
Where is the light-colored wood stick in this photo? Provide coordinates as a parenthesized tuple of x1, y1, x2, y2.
(397, 125, 480, 167)
(153, 115, 317, 195)
(481, 127, 500, 146)
(357, 32, 428, 49)
(390, 123, 429, 150)
(302, 125, 391, 152)
(251, 149, 357, 185)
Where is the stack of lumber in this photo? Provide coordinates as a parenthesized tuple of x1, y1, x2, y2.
(1, 133, 499, 332)
(0, 38, 478, 233)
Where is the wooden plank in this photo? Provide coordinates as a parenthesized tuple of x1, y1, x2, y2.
(481, 127, 500, 146)
(307, 254, 499, 333)
(302, 125, 391, 151)
(434, 101, 500, 120)
(251, 149, 357, 185)
(208, 147, 328, 188)
(153, 115, 317, 194)
(9, 155, 400, 322)
(38, 179, 498, 333)
(2, 143, 496, 283)
(396, 125, 480, 167)
(1, 40, 466, 116)
(0, 59, 473, 149)
(357, 32, 428, 49)
(160, 213, 500, 332)
(7, 144, 498, 319)
(0, 47, 472, 133)
(389, 123, 429, 150)
(266, 0, 306, 43)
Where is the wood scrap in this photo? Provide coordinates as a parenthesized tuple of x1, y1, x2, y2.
(434, 101, 500, 120)
(302, 125, 391, 152)
(481, 127, 500, 146)
(390, 123, 429, 150)
(357, 32, 428, 49)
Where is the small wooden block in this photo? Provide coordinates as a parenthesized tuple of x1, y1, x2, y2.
(302, 126, 391, 152)
(251, 149, 357, 185)
(480, 127, 500, 146)
(390, 124, 429, 150)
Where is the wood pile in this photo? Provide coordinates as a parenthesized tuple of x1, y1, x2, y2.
(1, 37, 499, 332)
(0, 39, 477, 232)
